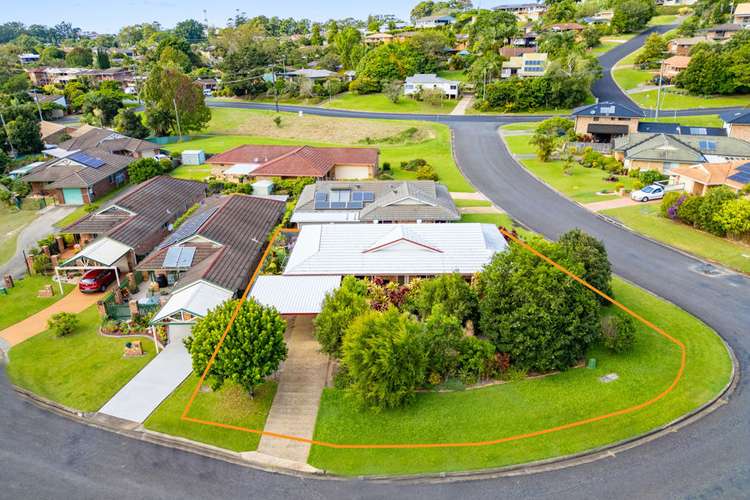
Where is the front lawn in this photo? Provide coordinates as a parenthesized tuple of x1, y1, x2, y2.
(648, 14, 678, 26)
(504, 135, 537, 156)
(454, 199, 492, 208)
(613, 67, 653, 91)
(0, 276, 73, 331)
(321, 92, 458, 114)
(437, 70, 469, 82)
(170, 164, 214, 181)
(144, 375, 277, 452)
(629, 89, 750, 110)
(6, 305, 157, 411)
(602, 203, 750, 274)
(0, 206, 38, 267)
(308, 278, 732, 475)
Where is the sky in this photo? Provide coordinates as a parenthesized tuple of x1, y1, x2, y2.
(1, 0, 524, 34)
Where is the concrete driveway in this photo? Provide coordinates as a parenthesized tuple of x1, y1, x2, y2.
(0, 205, 77, 279)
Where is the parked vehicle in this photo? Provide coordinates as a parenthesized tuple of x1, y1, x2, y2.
(631, 181, 683, 202)
(78, 269, 116, 293)
(203, 89, 213, 97)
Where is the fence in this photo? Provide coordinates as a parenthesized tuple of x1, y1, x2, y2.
(566, 142, 613, 154)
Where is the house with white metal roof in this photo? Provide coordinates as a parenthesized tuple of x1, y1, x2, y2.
(404, 74, 460, 99)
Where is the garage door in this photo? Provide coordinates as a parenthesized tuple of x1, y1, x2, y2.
(62, 188, 84, 205)
(168, 324, 193, 344)
(334, 165, 370, 180)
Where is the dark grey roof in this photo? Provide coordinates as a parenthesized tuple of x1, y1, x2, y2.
(703, 23, 742, 31)
(720, 109, 750, 125)
(63, 176, 208, 255)
(293, 180, 460, 223)
(637, 122, 727, 137)
(572, 101, 645, 118)
(614, 133, 750, 163)
(23, 148, 131, 189)
(59, 127, 160, 155)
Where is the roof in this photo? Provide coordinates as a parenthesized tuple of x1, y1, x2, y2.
(669, 36, 707, 46)
(207, 145, 379, 178)
(39, 120, 68, 140)
(587, 123, 629, 135)
(415, 15, 455, 22)
(736, 3, 750, 15)
(550, 23, 585, 31)
(59, 127, 159, 155)
(63, 176, 207, 254)
(405, 73, 459, 85)
(637, 122, 726, 136)
(23, 148, 131, 189)
(60, 237, 131, 267)
(671, 160, 750, 189)
(138, 195, 286, 293)
(292, 180, 460, 224)
(663, 55, 691, 68)
(282, 68, 338, 79)
(720, 109, 750, 125)
(151, 280, 233, 323)
(283, 223, 507, 276)
(703, 23, 742, 32)
(615, 133, 750, 162)
(572, 101, 645, 118)
(250, 275, 342, 314)
(32, 94, 64, 104)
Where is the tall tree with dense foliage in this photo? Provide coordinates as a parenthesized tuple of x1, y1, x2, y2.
(478, 238, 601, 372)
(558, 228, 613, 302)
(411, 273, 478, 325)
(185, 299, 287, 395)
(65, 46, 93, 67)
(127, 158, 164, 184)
(635, 33, 666, 69)
(334, 27, 365, 70)
(220, 43, 271, 96)
(543, 0, 579, 23)
(611, 0, 657, 34)
(356, 42, 426, 83)
(342, 308, 426, 410)
(80, 91, 123, 126)
(5, 115, 42, 154)
(174, 19, 206, 43)
(141, 64, 211, 135)
(314, 275, 369, 357)
(114, 108, 149, 139)
(467, 9, 518, 54)
(95, 48, 110, 69)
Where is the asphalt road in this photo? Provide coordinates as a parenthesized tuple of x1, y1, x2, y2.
(3, 27, 750, 500)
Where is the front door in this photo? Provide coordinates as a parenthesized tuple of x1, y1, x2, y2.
(62, 188, 84, 205)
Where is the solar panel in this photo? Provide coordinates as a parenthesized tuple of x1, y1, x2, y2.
(314, 200, 329, 209)
(157, 206, 218, 250)
(314, 192, 327, 202)
(351, 191, 364, 201)
(69, 151, 105, 169)
(330, 201, 347, 209)
(362, 192, 374, 202)
(163, 246, 196, 268)
(737, 163, 750, 174)
(690, 127, 708, 136)
(348, 200, 364, 209)
(601, 106, 616, 114)
(699, 140, 717, 151)
(729, 172, 750, 184)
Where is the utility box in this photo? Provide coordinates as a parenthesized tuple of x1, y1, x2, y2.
(252, 180, 274, 196)
(181, 150, 205, 165)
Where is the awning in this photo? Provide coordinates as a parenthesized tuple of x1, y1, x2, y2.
(61, 237, 132, 267)
(587, 124, 630, 135)
(250, 275, 342, 315)
(152, 280, 233, 323)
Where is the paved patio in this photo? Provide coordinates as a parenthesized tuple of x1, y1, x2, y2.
(257, 316, 328, 464)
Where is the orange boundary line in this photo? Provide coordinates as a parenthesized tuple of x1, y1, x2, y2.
(180, 227, 686, 450)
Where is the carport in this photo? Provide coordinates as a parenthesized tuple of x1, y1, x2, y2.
(54, 237, 133, 294)
(249, 275, 342, 315)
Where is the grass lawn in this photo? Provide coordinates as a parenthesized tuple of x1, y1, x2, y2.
(170, 164, 214, 181)
(6, 305, 157, 412)
(437, 70, 469, 82)
(144, 375, 277, 452)
(308, 278, 732, 476)
(602, 204, 750, 274)
(321, 92, 458, 114)
(454, 199, 492, 208)
(521, 159, 636, 203)
(613, 67, 654, 91)
(54, 186, 127, 229)
(167, 109, 474, 192)
(501, 123, 538, 132)
(590, 40, 621, 57)
(0, 276, 73, 331)
(504, 135, 537, 156)
(0, 205, 38, 267)
(629, 89, 750, 110)
(641, 115, 723, 128)
(648, 14, 678, 26)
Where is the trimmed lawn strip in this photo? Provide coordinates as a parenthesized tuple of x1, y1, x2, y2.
(170, 164, 214, 181)
(437, 70, 469, 82)
(501, 123, 538, 132)
(641, 115, 723, 128)
(629, 89, 750, 110)
(613, 67, 653, 91)
(321, 92, 458, 114)
(602, 204, 750, 274)
(6, 305, 156, 412)
(520, 159, 635, 204)
(0, 276, 74, 331)
(144, 375, 277, 452)
(504, 135, 536, 155)
(0, 206, 38, 267)
(54, 186, 127, 229)
(454, 199, 492, 208)
(648, 15, 678, 26)
(308, 278, 731, 476)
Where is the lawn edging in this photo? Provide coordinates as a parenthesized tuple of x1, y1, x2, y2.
(5, 335, 738, 482)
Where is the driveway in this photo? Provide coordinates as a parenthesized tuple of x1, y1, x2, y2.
(0, 205, 77, 279)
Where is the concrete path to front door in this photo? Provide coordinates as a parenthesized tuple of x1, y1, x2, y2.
(98, 339, 192, 423)
(450, 95, 473, 116)
(256, 316, 329, 464)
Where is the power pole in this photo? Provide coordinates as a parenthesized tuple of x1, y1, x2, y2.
(33, 93, 44, 121)
(654, 60, 664, 120)
(0, 110, 16, 157)
(173, 98, 183, 141)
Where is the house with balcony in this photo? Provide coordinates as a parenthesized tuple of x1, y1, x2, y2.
(414, 15, 456, 29)
(701, 23, 742, 42)
(667, 36, 708, 56)
(493, 2, 547, 22)
(733, 3, 750, 27)
(572, 101, 645, 143)
(501, 52, 548, 78)
(404, 73, 460, 98)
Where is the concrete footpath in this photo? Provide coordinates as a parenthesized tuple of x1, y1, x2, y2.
(257, 316, 328, 464)
(450, 95, 473, 116)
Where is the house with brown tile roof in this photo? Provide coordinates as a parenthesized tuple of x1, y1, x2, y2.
(669, 160, 750, 196)
(662, 55, 691, 80)
(59, 126, 160, 159)
(207, 144, 379, 181)
(138, 194, 286, 339)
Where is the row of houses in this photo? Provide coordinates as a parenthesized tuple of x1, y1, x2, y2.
(24, 67, 133, 87)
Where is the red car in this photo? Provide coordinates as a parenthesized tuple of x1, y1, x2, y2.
(78, 269, 116, 293)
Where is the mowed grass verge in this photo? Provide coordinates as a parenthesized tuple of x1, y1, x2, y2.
(0, 206, 38, 267)
(321, 92, 458, 114)
(0, 276, 74, 331)
(7, 305, 156, 412)
(629, 89, 750, 111)
(602, 203, 750, 274)
(166, 109, 473, 192)
(144, 375, 277, 452)
(308, 278, 732, 476)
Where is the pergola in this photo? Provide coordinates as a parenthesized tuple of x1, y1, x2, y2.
(54, 237, 132, 294)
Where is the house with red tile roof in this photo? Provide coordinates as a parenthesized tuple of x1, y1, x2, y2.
(206, 144, 379, 181)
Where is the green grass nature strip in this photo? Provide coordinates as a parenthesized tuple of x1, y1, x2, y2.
(0, 206, 38, 267)
(0, 276, 73, 331)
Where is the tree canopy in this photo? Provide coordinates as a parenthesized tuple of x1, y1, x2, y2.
(141, 64, 211, 135)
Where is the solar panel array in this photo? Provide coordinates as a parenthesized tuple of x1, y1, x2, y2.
(698, 140, 717, 152)
(689, 127, 708, 136)
(69, 151, 106, 169)
(163, 246, 196, 268)
(314, 191, 373, 210)
(158, 206, 219, 249)
(728, 163, 750, 185)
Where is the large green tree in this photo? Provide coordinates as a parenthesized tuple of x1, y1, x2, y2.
(558, 228, 613, 302)
(6, 115, 42, 154)
(114, 108, 149, 139)
(478, 238, 601, 372)
(141, 63, 211, 135)
(334, 27, 365, 70)
(184, 299, 287, 395)
(65, 46, 93, 67)
(611, 0, 657, 34)
(356, 42, 427, 83)
(411, 273, 478, 325)
(468, 9, 518, 54)
(314, 275, 369, 357)
(174, 19, 206, 43)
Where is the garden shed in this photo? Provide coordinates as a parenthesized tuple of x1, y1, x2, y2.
(181, 150, 206, 166)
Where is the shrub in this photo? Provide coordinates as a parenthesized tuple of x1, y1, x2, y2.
(48, 312, 78, 337)
(420, 305, 464, 379)
(401, 158, 427, 171)
(713, 198, 750, 238)
(421, 88, 445, 107)
(32, 253, 51, 274)
(456, 336, 497, 385)
(411, 273, 478, 325)
(349, 76, 381, 94)
(127, 158, 164, 184)
(660, 191, 683, 218)
(558, 229, 613, 302)
(416, 165, 438, 181)
(342, 308, 426, 410)
(639, 169, 666, 186)
(382, 161, 391, 171)
(676, 195, 703, 226)
(696, 186, 737, 236)
(314, 276, 369, 358)
(601, 314, 636, 353)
